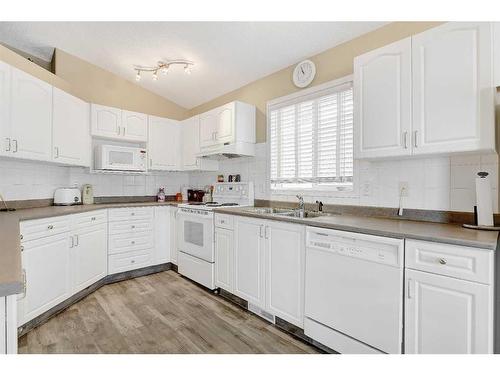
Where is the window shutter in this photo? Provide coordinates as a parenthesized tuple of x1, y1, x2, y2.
(269, 81, 353, 190)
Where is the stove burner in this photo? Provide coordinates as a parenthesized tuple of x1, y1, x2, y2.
(220, 203, 238, 206)
(188, 202, 206, 206)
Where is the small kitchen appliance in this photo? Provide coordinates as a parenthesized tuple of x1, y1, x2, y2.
(95, 144, 147, 172)
(54, 187, 81, 206)
(82, 184, 94, 205)
(187, 189, 205, 202)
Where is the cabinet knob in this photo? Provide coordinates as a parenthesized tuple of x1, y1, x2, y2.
(131, 212, 135, 216)
(131, 241, 135, 245)
(47, 225, 54, 230)
(131, 225, 136, 229)
(91, 217, 96, 221)
(438, 258, 447, 265)
(131, 260, 136, 264)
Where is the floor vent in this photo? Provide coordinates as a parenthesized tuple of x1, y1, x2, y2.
(248, 303, 275, 323)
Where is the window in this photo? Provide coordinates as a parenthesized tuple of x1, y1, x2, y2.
(268, 78, 353, 191)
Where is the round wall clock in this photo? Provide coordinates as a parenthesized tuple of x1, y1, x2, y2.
(292, 60, 316, 88)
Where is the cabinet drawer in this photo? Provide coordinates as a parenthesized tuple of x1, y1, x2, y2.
(108, 207, 153, 222)
(72, 210, 108, 229)
(109, 218, 153, 235)
(405, 240, 493, 284)
(215, 214, 234, 230)
(108, 231, 154, 255)
(20, 216, 71, 242)
(108, 249, 152, 275)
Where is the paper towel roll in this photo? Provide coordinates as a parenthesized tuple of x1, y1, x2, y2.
(476, 172, 494, 226)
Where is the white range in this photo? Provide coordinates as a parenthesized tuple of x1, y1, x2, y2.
(177, 182, 254, 289)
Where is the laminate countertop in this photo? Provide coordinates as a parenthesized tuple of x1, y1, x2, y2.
(0, 201, 185, 297)
(214, 207, 500, 251)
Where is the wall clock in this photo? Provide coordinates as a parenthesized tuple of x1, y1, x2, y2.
(292, 60, 316, 88)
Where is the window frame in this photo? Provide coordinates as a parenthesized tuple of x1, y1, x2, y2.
(266, 75, 356, 194)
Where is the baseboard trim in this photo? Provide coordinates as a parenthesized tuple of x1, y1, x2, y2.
(18, 262, 175, 337)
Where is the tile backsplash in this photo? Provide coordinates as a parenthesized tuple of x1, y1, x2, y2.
(1, 142, 498, 213)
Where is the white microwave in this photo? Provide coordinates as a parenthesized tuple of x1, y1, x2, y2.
(95, 144, 147, 172)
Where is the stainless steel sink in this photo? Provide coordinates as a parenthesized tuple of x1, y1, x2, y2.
(242, 207, 339, 219)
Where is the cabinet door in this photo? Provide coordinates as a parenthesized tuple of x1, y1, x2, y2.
(52, 88, 90, 167)
(215, 228, 234, 292)
(19, 233, 71, 326)
(149, 116, 180, 170)
(354, 37, 412, 159)
(234, 217, 265, 307)
(10, 67, 52, 161)
(405, 269, 493, 354)
(412, 22, 494, 155)
(170, 208, 178, 265)
(122, 110, 148, 142)
(199, 109, 218, 149)
(495, 22, 500, 87)
(216, 104, 234, 144)
(72, 224, 107, 294)
(265, 221, 305, 328)
(0, 61, 10, 158)
(91, 104, 122, 139)
(0, 297, 5, 354)
(182, 115, 201, 170)
(153, 206, 171, 265)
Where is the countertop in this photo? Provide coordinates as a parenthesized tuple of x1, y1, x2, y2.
(0, 201, 185, 297)
(213, 207, 500, 251)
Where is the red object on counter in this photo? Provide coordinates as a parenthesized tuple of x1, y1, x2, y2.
(175, 192, 183, 201)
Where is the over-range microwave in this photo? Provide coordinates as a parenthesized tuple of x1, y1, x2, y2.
(94, 144, 147, 172)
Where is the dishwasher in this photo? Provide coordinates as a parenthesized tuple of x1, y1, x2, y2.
(304, 227, 404, 354)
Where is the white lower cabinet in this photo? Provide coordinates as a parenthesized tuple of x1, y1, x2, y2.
(1, 295, 17, 354)
(404, 239, 494, 354)
(153, 206, 171, 265)
(170, 208, 178, 265)
(215, 227, 234, 293)
(232, 215, 305, 327)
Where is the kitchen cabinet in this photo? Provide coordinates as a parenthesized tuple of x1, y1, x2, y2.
(234, 216, 266, 308)
(265, 221, 305, 328)
(121, 110, 148, 142)
(404, 239, 494, 354)
(170, 207, 178, 265)
(18, 232, 72, 326)
(52, 87, 90, 167)
(0, 61, 10, 158)
(354, 37, 412, 159)
(91, 104, 122, 140)
(181, 115, 218, 171)
(149, 115, 181, 171)
(199, 101, 255, 151)
(9, 67, 53, 161)
(495, 22, 500, 87)
(412, 22, 494, 155)
(71, 221, 107, 293)
(233, 215, 305, 326)
(0, 295, 17, 354)
(215, 227, 234, 293)
(153, 206, 171, 265)
(354, 22, 496, 159)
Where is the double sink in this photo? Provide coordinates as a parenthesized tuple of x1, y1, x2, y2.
(242, 207, 339, 219)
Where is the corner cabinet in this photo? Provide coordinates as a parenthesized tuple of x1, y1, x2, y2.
(354, 37, 412, 159)
(52, 88, 90, 167)
(181, 115, 218, 171)
(148, 116, 181, 171)
(354, 22, 496, 159)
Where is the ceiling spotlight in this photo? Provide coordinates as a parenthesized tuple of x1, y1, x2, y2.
(152, 70, 158, 81)
(184, 64, 192, 75)
(135, 70, 141, 81)
(161, 65, 169, 75)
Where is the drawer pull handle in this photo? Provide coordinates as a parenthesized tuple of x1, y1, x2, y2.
(438, 258, 447, 265)
(131, 225, 136, 229)
(91, 217, 96, 221)
(20, 245, 24, 252)
(131, 241, 135, 244)
(20, 234, 23, 240)
(47, 225, 54, 230)
(221, 220, 225, 224)
(131, 212, 135, 216)
(131, 260, 136, 264)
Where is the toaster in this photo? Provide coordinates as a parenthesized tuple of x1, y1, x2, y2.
(54, 187, 82, 206)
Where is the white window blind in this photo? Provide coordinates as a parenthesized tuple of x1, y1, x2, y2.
(269, 81, 353, 190)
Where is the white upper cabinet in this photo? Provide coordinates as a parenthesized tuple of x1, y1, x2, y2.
(52, 88, 90, 167)
(10, 67, 53, 161)
(121, 110, 148, 142)
(182, 115, 218, 171)
(199, 101, 255, 151)
(91, 104, 122, 139)
(149, 115, 180, 170)
(354, 37, 412, 158)
(0, 61, 10, 158)
(495, 22, 500, 87)
(354, 22, 496, 159)
(412, 22, 494, 155)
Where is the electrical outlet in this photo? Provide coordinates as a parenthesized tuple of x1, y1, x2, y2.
(399, 182, 409, 197)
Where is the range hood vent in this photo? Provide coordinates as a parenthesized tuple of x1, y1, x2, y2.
(197, 142, 255, 160)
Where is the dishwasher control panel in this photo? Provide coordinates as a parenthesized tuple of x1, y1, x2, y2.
(306, 227, 403, 267)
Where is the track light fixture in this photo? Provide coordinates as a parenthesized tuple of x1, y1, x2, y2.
(133, 60, 194, 81)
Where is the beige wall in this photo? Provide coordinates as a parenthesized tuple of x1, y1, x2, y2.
(188, 22, 444, 142)
(0, 44, 188, 120)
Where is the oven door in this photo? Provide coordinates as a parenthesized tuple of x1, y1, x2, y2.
(177, 209, 214, 262)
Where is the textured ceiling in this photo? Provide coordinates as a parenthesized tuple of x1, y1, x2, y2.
(0, 22, 385, 108)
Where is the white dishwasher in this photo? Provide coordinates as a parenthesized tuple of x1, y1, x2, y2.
(304, 227, 404, 354)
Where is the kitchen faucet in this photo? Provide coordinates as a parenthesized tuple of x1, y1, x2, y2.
(296, 195, 305, 218)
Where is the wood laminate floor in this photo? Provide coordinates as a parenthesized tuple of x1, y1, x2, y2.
(18, 271, 320, 354)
